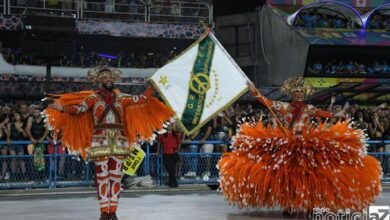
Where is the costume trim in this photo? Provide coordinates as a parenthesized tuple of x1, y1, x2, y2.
(88, 145, 131, 160)
(94, 124, 124, 130)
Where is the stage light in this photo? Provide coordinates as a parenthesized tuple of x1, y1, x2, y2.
(98, 53, 117, 59)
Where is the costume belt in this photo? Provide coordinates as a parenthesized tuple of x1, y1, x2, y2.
(94, 123, 124, 130)
(88, 128, 130, 160)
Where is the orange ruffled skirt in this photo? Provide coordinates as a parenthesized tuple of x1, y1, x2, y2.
(217, 121, 381, 212)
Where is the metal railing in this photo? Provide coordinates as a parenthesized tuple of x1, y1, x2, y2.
(0, 140, 388, 190)
(1, 0, 4, 14)
(148, 0, 211, 24)
(0, 140, 93, 189)
(80, 0, 147, 22)
(3, 0, 211, 24)
(8, 0, 78, 17)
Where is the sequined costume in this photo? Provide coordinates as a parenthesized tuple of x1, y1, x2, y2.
(217, 79, 381, 213)
(45, 67, 174, 219)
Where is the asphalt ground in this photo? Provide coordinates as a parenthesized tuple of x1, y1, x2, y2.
(0, 184, 389, 220)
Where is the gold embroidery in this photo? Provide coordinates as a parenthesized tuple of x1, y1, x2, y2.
(88, 129, 131, 160)
(88, 145, 131, 160)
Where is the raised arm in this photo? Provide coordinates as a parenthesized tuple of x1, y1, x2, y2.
(121, 87, 153, 107)
(249, 83, 286, 113)
(50, 95, 97, 114)
(311, 107, 334, 118)
(309, 104, 347, 118)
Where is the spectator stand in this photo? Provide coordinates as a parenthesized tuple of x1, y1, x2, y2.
(259, 84, 390, 108)
(314, 82, 390, 105)
(4, 0, 212, 24)
(287, 1, 363, 29)
(81, 0, 146, 22)
(0, 139, 389, 190)
(148, 0, 212, 24)
(0, 51, 155, 101)
(0, 47, 172, 68)
(306, 59, 390, 77)
(364, 3, 390, 30)
(8, 0, 79, 18)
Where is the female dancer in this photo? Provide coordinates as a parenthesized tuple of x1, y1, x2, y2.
(218, 77, 381, 214)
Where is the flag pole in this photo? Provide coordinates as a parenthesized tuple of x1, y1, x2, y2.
(250, 83, 289, 135)
(208, 30, 288, 134)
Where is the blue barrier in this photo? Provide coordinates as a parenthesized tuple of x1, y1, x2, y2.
(0, 154, 53, 189)
(0, 140, 389, 189)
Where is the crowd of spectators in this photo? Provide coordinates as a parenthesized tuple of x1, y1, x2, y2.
(0, 102, 84, 182)
(307, 60, 390, 75)
(1, 46, 176, 68)
(295, 11, 359, 29)
(366, 14, 390, 30)
(0, 97, 389, 183)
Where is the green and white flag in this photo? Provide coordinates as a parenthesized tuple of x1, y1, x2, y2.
(149, 32, 249, 135)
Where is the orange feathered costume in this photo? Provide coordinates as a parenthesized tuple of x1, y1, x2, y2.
(44, 66, 175, 219)
(44, 88, 174, 159)
(217, 90, 381, 213)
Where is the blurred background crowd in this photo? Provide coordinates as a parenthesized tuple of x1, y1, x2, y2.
(1, 46, 176, 68)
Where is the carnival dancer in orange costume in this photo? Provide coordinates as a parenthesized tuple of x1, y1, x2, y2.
(217, 77, 381, 215)
(46, 67, 174, 220)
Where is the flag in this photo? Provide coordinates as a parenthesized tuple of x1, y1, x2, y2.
(149, 32, 249, 135)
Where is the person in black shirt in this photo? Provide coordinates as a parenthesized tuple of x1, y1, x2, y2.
(214, 113, 233, 153)
(7, 112, 27, 179)
(18, 103, 29, 123)
(26, 108, 48, 174)
(26, 109, 48, 145)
